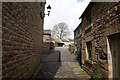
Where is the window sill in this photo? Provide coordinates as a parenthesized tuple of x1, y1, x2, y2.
(85, 59, 93, 64)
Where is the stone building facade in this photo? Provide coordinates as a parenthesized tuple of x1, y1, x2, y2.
(75, 2, 120, 78)
(0, 2, 2, 79)
(43, 30, 52, 54)
(74, 23, 82, 65)
(2, 2, 45, 78)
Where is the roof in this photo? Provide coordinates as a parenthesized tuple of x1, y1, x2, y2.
(62, 39, 69, 42)
(74, 22, 82, 32)
(51, 36, 74, 43)
(79, 2, 94, 19)
(43, 30, 51, 35)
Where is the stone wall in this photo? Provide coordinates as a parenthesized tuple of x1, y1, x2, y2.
(74, 23, 82, 65)
(0, 2, 2, 79)
(81, 2, 120, 78)
(43, 35, 50, 42)
(2, 2, 45, 78)
(43, 35, 51, 54)
(43, 42, 50, 54)
(74, 28, 79, 54)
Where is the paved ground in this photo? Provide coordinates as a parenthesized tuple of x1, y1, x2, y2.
(34, 47, 90, 79)
(42, 50, 60, 62)
(55, 47, 76, 62)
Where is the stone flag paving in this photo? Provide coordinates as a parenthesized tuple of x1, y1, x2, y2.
(55, 47, 76, 62)
(33, 47, 90, 79)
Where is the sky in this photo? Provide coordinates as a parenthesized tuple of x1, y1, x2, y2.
(44, 0, 91, 39)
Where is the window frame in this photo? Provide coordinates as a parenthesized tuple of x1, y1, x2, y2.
(86, 41, 92, 60)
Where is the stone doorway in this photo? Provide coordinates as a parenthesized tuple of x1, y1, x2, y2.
(107, 33, 120, 78)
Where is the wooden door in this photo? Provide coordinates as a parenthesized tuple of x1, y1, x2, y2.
(108, 33, 120, 78)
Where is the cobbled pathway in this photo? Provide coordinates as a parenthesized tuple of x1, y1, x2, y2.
(34, 47, 90, 79)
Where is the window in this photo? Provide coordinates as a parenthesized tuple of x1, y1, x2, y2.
(86, 41, 92, 60)
(87, 14, 91, 26)
(76, 30, 78, 37)
(74, 33, 76, 37)
(41, 2, 43, 6)
(80, 27, 82, 35)
(78, 28, 80, 34)
(87, 17, 91, 26)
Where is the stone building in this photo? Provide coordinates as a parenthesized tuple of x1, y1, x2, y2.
(63, 38, 74, 47)
(75, 2, 120, 78)
(51, 35, 74, 47)
(2, 2, 45, 78)
(74, 23, 82, 65)
(0, 2, 2, 79)
(43, 30, 52, 54)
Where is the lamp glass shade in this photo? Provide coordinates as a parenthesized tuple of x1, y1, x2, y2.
(47, 5, 51, 12)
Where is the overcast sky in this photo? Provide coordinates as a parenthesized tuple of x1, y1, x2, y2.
(44, 0, 91, 39)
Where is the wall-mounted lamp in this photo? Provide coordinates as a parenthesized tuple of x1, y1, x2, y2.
(40, 5, 51, 18)
(45, 5, 51, 16)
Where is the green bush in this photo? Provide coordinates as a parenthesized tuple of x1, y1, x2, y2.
(69, 44, 75, 54)
(92, 63, 102, 79)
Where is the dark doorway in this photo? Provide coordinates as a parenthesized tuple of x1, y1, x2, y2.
(57, 43, 64, 47)
(79, 49, 82, 66)
(108, 33, 120, 78)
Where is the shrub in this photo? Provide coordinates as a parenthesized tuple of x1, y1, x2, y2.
(69, 44, 75, 54)
(92, 63, 102, 79)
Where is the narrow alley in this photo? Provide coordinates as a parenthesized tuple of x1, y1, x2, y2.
(33, 47, 90, 79)
(1, 1, 120, 79)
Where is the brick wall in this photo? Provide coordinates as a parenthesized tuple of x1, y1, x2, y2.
(0, 2, 2, 79)
(2, 2, 45, 78)
(81, 2, 120, 78)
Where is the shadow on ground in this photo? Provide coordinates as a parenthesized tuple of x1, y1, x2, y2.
(35, 62, 62, 79)
(32, 50, 61, 79)
(31, 48, 91, 80)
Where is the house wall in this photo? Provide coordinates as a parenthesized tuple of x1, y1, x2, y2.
(0, 2, 2, 79)
(43, 35, 51, 54)
(43, 42, 50, 54)
(74, 31, 76, 54)
(74, 24, 82, 64)
(2, 2, 45, 78)
(74, 30, 78, 54)
(43, 35, 50, 42)
(81, 2, 120, 78)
